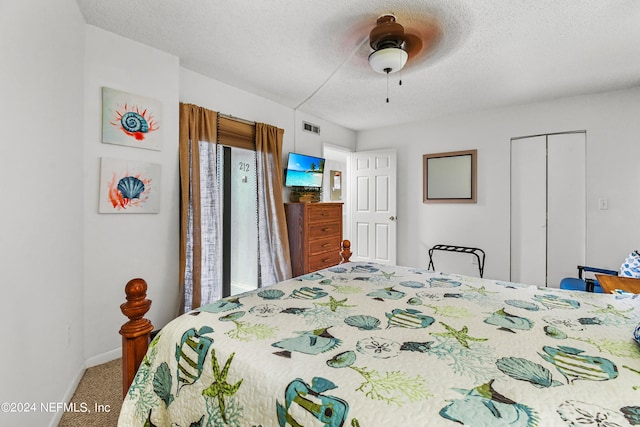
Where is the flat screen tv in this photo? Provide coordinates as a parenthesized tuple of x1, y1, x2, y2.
(284, 152, 325, 188)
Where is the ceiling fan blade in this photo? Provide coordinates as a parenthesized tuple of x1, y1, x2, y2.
(404, 33, 423, 60)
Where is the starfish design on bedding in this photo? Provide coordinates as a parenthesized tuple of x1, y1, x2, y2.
(463, 285, 498, 296)
(202, 349, 243, 422)
(431, 322, 488, 349)
(587, 303, 633, 319)
(378, 271, 398, 280)
(316, 296, 355, 312)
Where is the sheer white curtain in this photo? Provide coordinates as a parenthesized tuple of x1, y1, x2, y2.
(255, 123, 292, 286)
(179, 103, 222, 313)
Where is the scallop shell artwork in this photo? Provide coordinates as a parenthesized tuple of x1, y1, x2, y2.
(344, 315, 381, 331)
(118, 176, 145, 200)
(257, 289, 285, 300)
(99, 158, 160, 213)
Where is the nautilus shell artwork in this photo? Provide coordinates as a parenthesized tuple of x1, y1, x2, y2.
(102, 87, 162, 150)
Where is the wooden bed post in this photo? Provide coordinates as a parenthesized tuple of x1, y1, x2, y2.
(341, 239, 352, 263)
(119, 278, 153, 398)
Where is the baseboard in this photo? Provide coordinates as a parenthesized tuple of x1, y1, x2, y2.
(86, 347, 121, 368)
(48, 363, 86, 427)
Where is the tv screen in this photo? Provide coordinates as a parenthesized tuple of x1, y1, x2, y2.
(284, 152, 325, 188)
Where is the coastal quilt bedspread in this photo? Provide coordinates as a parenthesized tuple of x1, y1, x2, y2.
(118, 262, 640, 426)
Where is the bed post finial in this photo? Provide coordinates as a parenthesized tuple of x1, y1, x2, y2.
(120, 278, 153, 398)
(341, 239, 352, 263)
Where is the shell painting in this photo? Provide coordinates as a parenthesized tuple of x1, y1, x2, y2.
(99, 158, 160, 213)
(117, 176, 145, 200)
(102, 87, 162, 150)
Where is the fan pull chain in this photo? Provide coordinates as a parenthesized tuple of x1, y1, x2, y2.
(386, 70, 390, 103)
(399, 70, 402, 86)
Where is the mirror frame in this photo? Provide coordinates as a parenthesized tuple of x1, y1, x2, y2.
(423, 149, 477, 203)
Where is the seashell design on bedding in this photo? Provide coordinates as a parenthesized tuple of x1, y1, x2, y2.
(496, 357, 562, 388)
(257, 288, 285, 300)
(344, 315, 381, 331)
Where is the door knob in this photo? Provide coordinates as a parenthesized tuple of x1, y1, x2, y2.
(389, 216, 396, 221)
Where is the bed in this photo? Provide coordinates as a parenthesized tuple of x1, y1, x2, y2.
(118, 243, 640, 426)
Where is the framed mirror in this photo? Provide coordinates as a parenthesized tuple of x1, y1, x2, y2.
(423, 149, 477, 203)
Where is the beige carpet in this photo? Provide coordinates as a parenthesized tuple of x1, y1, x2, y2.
(58, 358, 122, 427)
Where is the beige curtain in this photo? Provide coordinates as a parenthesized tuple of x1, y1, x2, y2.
(178, 103, 220, 313)
(255, 123, 292, 285)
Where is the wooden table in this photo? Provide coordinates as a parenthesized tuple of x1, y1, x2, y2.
(596, 274, 640, 294)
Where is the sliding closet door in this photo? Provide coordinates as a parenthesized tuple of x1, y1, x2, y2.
(510, 132, 586, 287)
(511, 136, 547, 286)
(547, 133, 585, 287)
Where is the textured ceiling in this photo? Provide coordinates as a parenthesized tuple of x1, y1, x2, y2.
(76, 0, 640, 131)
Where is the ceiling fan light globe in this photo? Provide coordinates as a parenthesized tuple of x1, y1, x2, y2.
(368, 47, 408, 74)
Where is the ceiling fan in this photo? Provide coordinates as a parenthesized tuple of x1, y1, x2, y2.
(368, 14, 425, 75)
(365, 14, 440, 102)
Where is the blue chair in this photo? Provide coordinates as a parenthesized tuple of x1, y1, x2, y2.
(560, 265, 618, 293)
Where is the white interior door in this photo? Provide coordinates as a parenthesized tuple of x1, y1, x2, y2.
(547, 133, 586, 287)
(350, 149, 397, 264)
(510, 132, 586, 287)
(511, 136, 547, 286)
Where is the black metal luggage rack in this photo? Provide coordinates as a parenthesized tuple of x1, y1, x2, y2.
(427, 244, 486, 278)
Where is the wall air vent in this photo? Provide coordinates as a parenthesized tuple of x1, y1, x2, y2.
(302, 121, 321, 135)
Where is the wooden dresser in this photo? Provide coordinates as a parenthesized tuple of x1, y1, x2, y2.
(284, 202, 343, 277)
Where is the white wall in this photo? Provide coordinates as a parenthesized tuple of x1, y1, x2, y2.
(0, 1, 86, 426)
(83, 26, 181, 364)
(356, 88, 640, 281)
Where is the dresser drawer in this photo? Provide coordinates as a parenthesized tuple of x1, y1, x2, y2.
(309, 221, 341, 240)
(309, 250, 343, 272)
(308, 203, 342, 223)
(309, 236, 341, 255)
